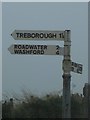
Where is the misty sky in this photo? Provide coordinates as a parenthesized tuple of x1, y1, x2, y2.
(0, 2, 2, 101)
(2, 2, 88, 99)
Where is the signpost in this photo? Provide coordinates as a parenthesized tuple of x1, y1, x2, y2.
(11, 30, 65, 40)
(8, 29, 83, 118)
(8, 44, 64, 55)
(62, 30, 71, 118)
(71, 62, 83, 74)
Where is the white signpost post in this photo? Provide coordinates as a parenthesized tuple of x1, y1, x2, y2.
(9, 29, 83, 118)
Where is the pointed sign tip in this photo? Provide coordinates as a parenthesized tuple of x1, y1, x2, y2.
(8, 46, 11, 52)
(8, 45, 14, 54)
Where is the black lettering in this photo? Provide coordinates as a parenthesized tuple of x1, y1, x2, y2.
(19, 50, 23, 54)
(21, 45, 25, 49)
(59, 33, 64, 38)
(34, 45, 38, 49)
(56, 45, 59, 50)
(24, 33, 27, 38)
(36, 50, 40, 54)
(36, 33, 40, 38)
(25, 50, 30, 54)
(44, 33, 48, 38)
(33, 50, 37, 54)
(29, 45, 34, 49)
(22, 50, 25, 54)
(71, 67, 74, 71)
(41, 50, 44, 54)
(72, 62, 74, 66)
(40, 33, 44, 38)
(18, 45, 21, 49)
(74, 63, 77, 67)
(20, 33, 24, 38)
(78, 66, 82, 72)
(16, 33, 20, 38)
(29, 50, 33, 54)
(37, 45, 41, 49)
(25, 45, 29, 49)
(48, 33, 52, 38)
(14, 50, 22, 54)
(59, 33, 61, 38)
(56, 51, 59, 55)
(32, 33, 35, 38)
(14, 49, 45, 55)
(14, 45, 18, 49)
(62, 33, 64, 38)
(14, 49, 19, 54)
(40, 45, 43, 49)
(27, 33, 31, 38)
(44, 45, 47, 49)
(53, 33, 57, 38)
(77, 69, 81, 74)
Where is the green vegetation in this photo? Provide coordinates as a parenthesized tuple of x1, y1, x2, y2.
(2, 92, 88, 118)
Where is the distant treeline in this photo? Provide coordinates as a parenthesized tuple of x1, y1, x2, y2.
(2, 93, 89, 118)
